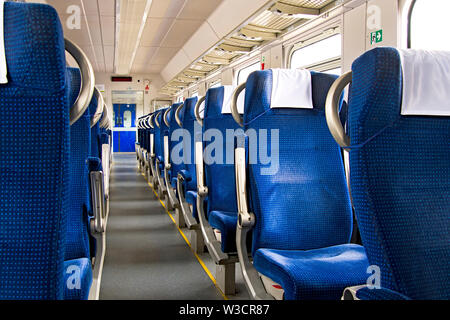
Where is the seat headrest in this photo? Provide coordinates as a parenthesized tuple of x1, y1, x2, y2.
(0, 2, 66, 94)
(398, 49, 450, 116)
(182, 97, 198, 121)
(271, 69, 313, 109)
(244, 69, 338, 124)
(205, 86, 244, 118)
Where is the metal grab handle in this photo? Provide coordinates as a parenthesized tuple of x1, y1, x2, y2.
(325, 71, 352, 148)
(91, 87, 105, 128)
(141, 116, 149, 129)
(99, 102, 110, 129)
(65, 38, 95, 126)
(148, 113, 155, 129)
(194, 96, 206, 127)
(175, 103, 184, 127)
(90, 171, 106, 234)
(155, 111, 161, 128)
(231, 82, 246, 127)
(163, 107, 171, 127)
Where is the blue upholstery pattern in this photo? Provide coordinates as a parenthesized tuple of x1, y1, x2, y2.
(154, 110, 166, 169)
(244, 70, 369, 300)
(244, 71, 354, 253)
(0, 2, 68, 299)
(63, 258, 93, 300)
(254, 244, 368, 300)
(178, 97, 199, 192)
(88, 97, 101, 159)
(348, 47, 450, 300)
(203, 87, 241, 253)
(168, 103, 184, 181)
(65, 68, 91, 262)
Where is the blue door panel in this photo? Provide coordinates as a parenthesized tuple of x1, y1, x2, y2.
(113, 131, 120, 153)
(113, 103, 137, 152)
(120, 131, 136, 152)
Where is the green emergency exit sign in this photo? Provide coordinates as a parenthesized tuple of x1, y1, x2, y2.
(370, 30, 383, 44)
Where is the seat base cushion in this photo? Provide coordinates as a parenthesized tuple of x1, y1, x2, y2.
(254, 244, 369, 300)
(63, 258, 93, 300)
(186, 191, 198, 220)
(209, 210, 238, 253)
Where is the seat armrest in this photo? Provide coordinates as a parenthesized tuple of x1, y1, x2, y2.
(235, 143, 274, 300)
(178, 170, 192, 182)
(195, 140, 230, 264)
(88, 157, 106, 234)
(343, 285, 410, 300)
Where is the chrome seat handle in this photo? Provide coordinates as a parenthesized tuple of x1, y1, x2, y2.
(91, 87, 105, 128)
(175, 103, 184, 127)
(65, 38, 95, 126)
(231, 82, 246, 127)
(194, 96, 206, 127)
(325, 71, 352, 148)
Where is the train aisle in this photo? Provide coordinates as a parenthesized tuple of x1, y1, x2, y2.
(100, 154, 222, 300)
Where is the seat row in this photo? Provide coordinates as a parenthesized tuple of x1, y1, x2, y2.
(0, 2, 112, 300)
(137, 47, 450, 300)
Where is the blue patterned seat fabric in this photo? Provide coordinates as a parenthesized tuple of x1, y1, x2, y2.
(348, 47, 450, 300)
(202, 87, 242, 253)
(244, 70, 369, 300)
(177, 98, 200, 219)
(167, 103, 183, 188)
(64, 67, 93, 300)
(0, 2, 69, 300)
(154, 109, 168, 176)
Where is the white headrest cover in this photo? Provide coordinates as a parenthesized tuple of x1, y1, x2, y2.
(271, 69, 313, 109)
(398, 49, 450, 116)
(222, 85, 244, 114)
(0, 0, 8, 84)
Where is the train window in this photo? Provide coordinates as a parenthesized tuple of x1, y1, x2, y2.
(408, 0, 450, 50)
(290, 34, 342, 71)
(237, 62, 260, 85)
(324, 68, 342, 75)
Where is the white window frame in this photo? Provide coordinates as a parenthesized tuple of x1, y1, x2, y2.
(235, 60, 260, 85)
(288, 27, 342, 73)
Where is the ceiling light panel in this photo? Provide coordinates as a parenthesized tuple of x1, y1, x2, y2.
(115, 0, 153, 75)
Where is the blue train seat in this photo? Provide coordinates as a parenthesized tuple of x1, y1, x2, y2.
(193, 86, 248, 294)
(153, 109, 168, 197)
(163, 103, 183, 212)
(0, 2, 70, 299)
(167, 103, 184, 189)
(330, 48, 450, 300)
(235, 69, 369, 300)
(201, 86, 244, 254)
(176, 97, 201, 230)
(65, 67, 93, 300)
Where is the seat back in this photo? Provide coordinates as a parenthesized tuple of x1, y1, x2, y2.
(179, 97, 198, 190)
(137, 117, 143, 146)
(347, 47, 450, 299)
(243, 69, 353, 256)
(154, 109, 167, 163)
(168, 103, 183, 181)
(0, 2, 69, 299)
(88, 97, 101, 158)
(66, 67, 91, 261)
(203, 86, 239, 214)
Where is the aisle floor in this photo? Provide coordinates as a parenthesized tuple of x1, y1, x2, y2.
(100, 153, 248, 300)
